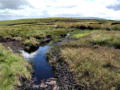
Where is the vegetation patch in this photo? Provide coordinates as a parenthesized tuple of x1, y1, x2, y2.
(0, 44, 32, 90)
(48, 29, 120, 89)
(59, 47, 120, 89)
(71, 30, 93, 38)
(91, 31, 120, 48)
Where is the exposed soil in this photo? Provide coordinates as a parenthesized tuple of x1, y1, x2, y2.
(0, 37, 24, 53)
(47, 48, 83, 90)
(0, 36, 52, 53)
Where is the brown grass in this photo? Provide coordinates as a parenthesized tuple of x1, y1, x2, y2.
(49, 30, 120, 89)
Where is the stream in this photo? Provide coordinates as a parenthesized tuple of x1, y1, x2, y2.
(20, 37, 76, 89)
(20, 45, 54, 84)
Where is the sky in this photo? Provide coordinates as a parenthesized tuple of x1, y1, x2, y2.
(0, 0, 120, 20)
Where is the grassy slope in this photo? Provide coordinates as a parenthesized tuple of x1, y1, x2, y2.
(0, 44, 31, 90)
(0, 18, 120, 89)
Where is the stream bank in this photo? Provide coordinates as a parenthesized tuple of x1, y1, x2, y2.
(47, 47, 82, 90)
(20, 45, 59, 90)
(0, 36, 79, 90)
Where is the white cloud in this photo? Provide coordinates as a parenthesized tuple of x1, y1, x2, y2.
(0, 0, 120, 20)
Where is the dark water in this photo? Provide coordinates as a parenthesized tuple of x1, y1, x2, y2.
(21, 45, 54, 84)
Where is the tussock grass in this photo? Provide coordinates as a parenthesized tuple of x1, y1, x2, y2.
(91, 31, 120, 48)
(0, 44, 31, 90)
(60, 47, 120, 89)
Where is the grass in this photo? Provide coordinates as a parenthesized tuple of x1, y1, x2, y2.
(0, 17, 120, 47)
(0, 44, 31, 90)
(49, 29, 120, 89)
(71, 30, 93, 38)
(91, 31, 120, 48)
(59, 47, 120, 89)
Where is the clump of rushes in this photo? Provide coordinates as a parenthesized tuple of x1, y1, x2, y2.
(0, 44, 32, 90)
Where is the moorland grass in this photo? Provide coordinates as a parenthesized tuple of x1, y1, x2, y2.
(49, 30, 120, 89)
(0, 44, 31, 90)
(0, 18, 120, 47)
(0, 18, 120, 89)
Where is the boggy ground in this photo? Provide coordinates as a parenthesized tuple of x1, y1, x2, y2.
(0, 18, 120, 90)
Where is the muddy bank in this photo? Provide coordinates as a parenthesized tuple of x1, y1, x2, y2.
(0, 36, 80, 90)
(47, 48, 82, 90)
(0, 37, 24, 53)
(0, 36, 52, 53)
(21, 77, 59, 90)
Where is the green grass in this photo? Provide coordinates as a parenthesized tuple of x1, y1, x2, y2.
(71, 30, 93, 38)
(0, 44, 31, 90)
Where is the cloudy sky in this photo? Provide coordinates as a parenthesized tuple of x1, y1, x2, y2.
(0, 0, 120, 20)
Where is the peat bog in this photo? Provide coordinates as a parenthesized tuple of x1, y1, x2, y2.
(1, 18, 120, 90)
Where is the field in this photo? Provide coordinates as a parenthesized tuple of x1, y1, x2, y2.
(0, 18, 120, 89)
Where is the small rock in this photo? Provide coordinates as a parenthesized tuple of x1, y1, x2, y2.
(46, 80, 56, 85)
(40, 80, 47, 88)
(53, 85, 59, 90)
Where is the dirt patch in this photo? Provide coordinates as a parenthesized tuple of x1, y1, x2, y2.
(0, 37, 24, 53)
(0, 36, 53, 53)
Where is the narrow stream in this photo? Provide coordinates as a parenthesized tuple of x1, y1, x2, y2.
(20, 37, 75, 87)
(20, 45, 54, 84)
